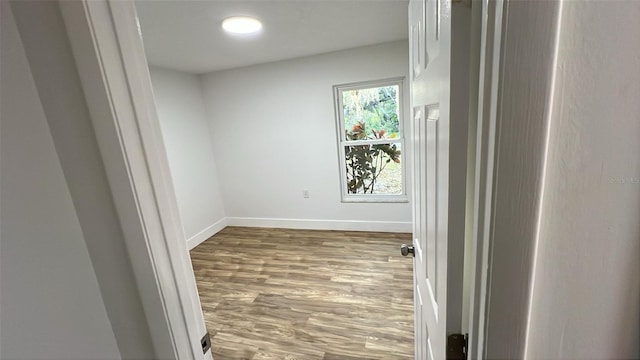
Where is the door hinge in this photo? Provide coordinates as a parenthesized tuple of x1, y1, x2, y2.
(200, 332, 211, 354)
(446, 333, 468, 360)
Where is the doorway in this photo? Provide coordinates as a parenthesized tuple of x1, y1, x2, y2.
(58, 0, 483, 358)
(134, 1, 418, 358)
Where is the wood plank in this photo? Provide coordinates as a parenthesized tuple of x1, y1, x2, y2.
(191, 226, 414, 360)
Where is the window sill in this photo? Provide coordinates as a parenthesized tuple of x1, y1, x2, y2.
(341, 196, 409, 204)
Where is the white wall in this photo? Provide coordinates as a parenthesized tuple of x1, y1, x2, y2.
(0, 3, 121, 359)
(526, 1, 640, 358)
(201, 40, 412, 231)
(149, 66, 226, 245)
(5, 1, 158, 358)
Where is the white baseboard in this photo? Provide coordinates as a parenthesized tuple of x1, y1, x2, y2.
(186, 217, 411, 249)
(186, 217, 228, 250)
(225, 217, 412, 233)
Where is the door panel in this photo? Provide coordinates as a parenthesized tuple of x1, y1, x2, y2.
(425, 0, 440, 63)
(412, 105, 426, 359)
(410, 0, 467, 358)
(411, 0, 424, 79)
(426, 109, 439, 316)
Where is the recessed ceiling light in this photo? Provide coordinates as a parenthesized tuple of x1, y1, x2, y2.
(221, 16, 263, 35)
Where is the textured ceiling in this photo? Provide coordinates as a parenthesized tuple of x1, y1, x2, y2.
(135, 0, 409, 74)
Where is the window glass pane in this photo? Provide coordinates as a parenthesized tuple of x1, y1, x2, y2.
(344, 142, 402, 195)
(342, 85, 400, 140)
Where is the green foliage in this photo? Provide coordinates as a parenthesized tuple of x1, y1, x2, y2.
(341, 84, 402, 194)
(342, 86, 399, 137)
(345, 121, 401, 194)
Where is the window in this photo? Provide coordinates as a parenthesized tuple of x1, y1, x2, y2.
(334, 78, 407, 202)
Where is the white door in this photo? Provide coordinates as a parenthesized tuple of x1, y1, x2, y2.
(407, 0, 467, 359)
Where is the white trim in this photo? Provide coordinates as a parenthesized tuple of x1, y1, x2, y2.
(226, 217, 412, 233)
(468, 0, 504, 358)
(524, 0, 564, 357)
(461, 0, 483, 341)
(334, 77, 407, 92)
(341, 196, 409, 204)
(473, 1, 563, 358)
(187, 218, 228, 250)
(343, 138, 405, 146)
(60, 1, 212, 359)
(187, 217, 411, 250)
(333, 77, 408, 202)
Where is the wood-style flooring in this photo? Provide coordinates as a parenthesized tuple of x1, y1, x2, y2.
(190, 226, 414, 360)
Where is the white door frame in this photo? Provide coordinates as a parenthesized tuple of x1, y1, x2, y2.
(57, 0, 560, 359)
(60, 1, 211, 359)
(468, 0, 563, 358)
(466, 0, 505, 357)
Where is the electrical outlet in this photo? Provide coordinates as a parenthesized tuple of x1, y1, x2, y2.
(303, 189, 310, 198)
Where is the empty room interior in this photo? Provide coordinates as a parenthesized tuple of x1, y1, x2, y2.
(4, 0, 640, 358)
(136, 1, 415, 358)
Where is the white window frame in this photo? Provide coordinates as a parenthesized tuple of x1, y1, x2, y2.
(333, 77, 408, 203)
